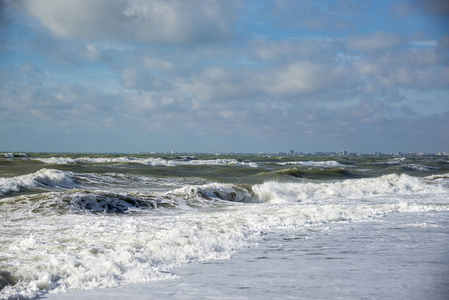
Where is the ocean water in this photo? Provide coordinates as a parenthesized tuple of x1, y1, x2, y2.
(1, 153, 448, 299)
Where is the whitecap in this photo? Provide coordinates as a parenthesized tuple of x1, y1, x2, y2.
(277, 160, 343, 167)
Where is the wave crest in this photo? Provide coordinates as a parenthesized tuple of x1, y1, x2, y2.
(61, 191, 180, 212)
(0, 169, 76, 196)
(166, 183, 257, 206)
(32, 157, 259, 167)
(277, 160, 343, 167)
(253, 173, 448, 204)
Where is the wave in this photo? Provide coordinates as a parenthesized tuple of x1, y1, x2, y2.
(66, 173, 449, 211)
(0, 169, 209, 197)
(370, 158, 438, 172)
(35, 157, 77, 164)
(55, 184, 255, 213)
(2, 191, 449, 300)
(2, 173, 449, 299)
(252, 173, 449, 204)
(164, 183, 256, 207)
(3, 170, 448, 212)
(69, 184, 255, 213)
(62, 191, 179, 212)
(258, 167, 358, 179)
(32, 157, 259, 168)
(1, 152, 28, 158)
(402, 164, 435, 171)
(276, 160, 343, 167)
(0, 169, 76, 196)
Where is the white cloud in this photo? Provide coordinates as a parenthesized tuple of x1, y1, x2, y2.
(264, 61, 349, 96)
(84, 44, 101, 60)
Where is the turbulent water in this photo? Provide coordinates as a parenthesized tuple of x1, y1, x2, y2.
(1, 153, 449, 299)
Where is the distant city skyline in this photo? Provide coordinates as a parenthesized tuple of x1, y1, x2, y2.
(2, 150, 448, 158)
(1, 0, 448, 153)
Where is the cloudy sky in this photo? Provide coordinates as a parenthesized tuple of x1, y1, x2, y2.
(1, 0, 448, 153)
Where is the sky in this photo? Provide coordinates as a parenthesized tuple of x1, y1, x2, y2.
(0, 0, 448, 154)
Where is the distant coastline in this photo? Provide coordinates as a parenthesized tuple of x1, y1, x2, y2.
(2, 151, 448, 158)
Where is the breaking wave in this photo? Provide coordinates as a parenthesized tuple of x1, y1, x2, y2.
(32, 157, 259, 168)
(2, 152, 28, 158)
(2, 170, 448, 211)
(0, 169, 76, 196)
(276, 160, 343, 167)
(252, 173, 449, 204)
(260, 167, 358, 179)
(0, 169, 208, 197)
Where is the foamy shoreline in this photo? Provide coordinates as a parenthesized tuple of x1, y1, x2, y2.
(43, 212, 449, 300)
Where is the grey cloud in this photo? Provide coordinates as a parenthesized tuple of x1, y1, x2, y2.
(272, 0, 369, 33)
(438, 35, 449, 50)
(0, 66, 122, 128)
(273, 0, 327, 30)
(252, 39, 337, 62)
(262, 61, 351, 97)
(378, 48, 445, 66)
(419, 0, 449, 16)
(394, 0, 449, 17)
(346, 32, 405, 53)
(16, 0, 239, 44)
(281, 98, 448, 152)
(353, 44, 449, 90)
(2, 59, 447, 152)
(0, 0, 8, 29)
(106, 38, 359, 104)
(132, 60, 356, 104)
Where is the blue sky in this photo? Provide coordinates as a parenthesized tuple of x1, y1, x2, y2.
(1, 0, 448, 153)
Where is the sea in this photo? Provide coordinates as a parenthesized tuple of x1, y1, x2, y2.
(1, 152, 448, 300)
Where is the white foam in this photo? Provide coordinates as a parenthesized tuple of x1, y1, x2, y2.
(277, 160, 343, 167)
(0, 209, 257, 299)
(3, 195, 448, 299)
(35, 157, 77, 164)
